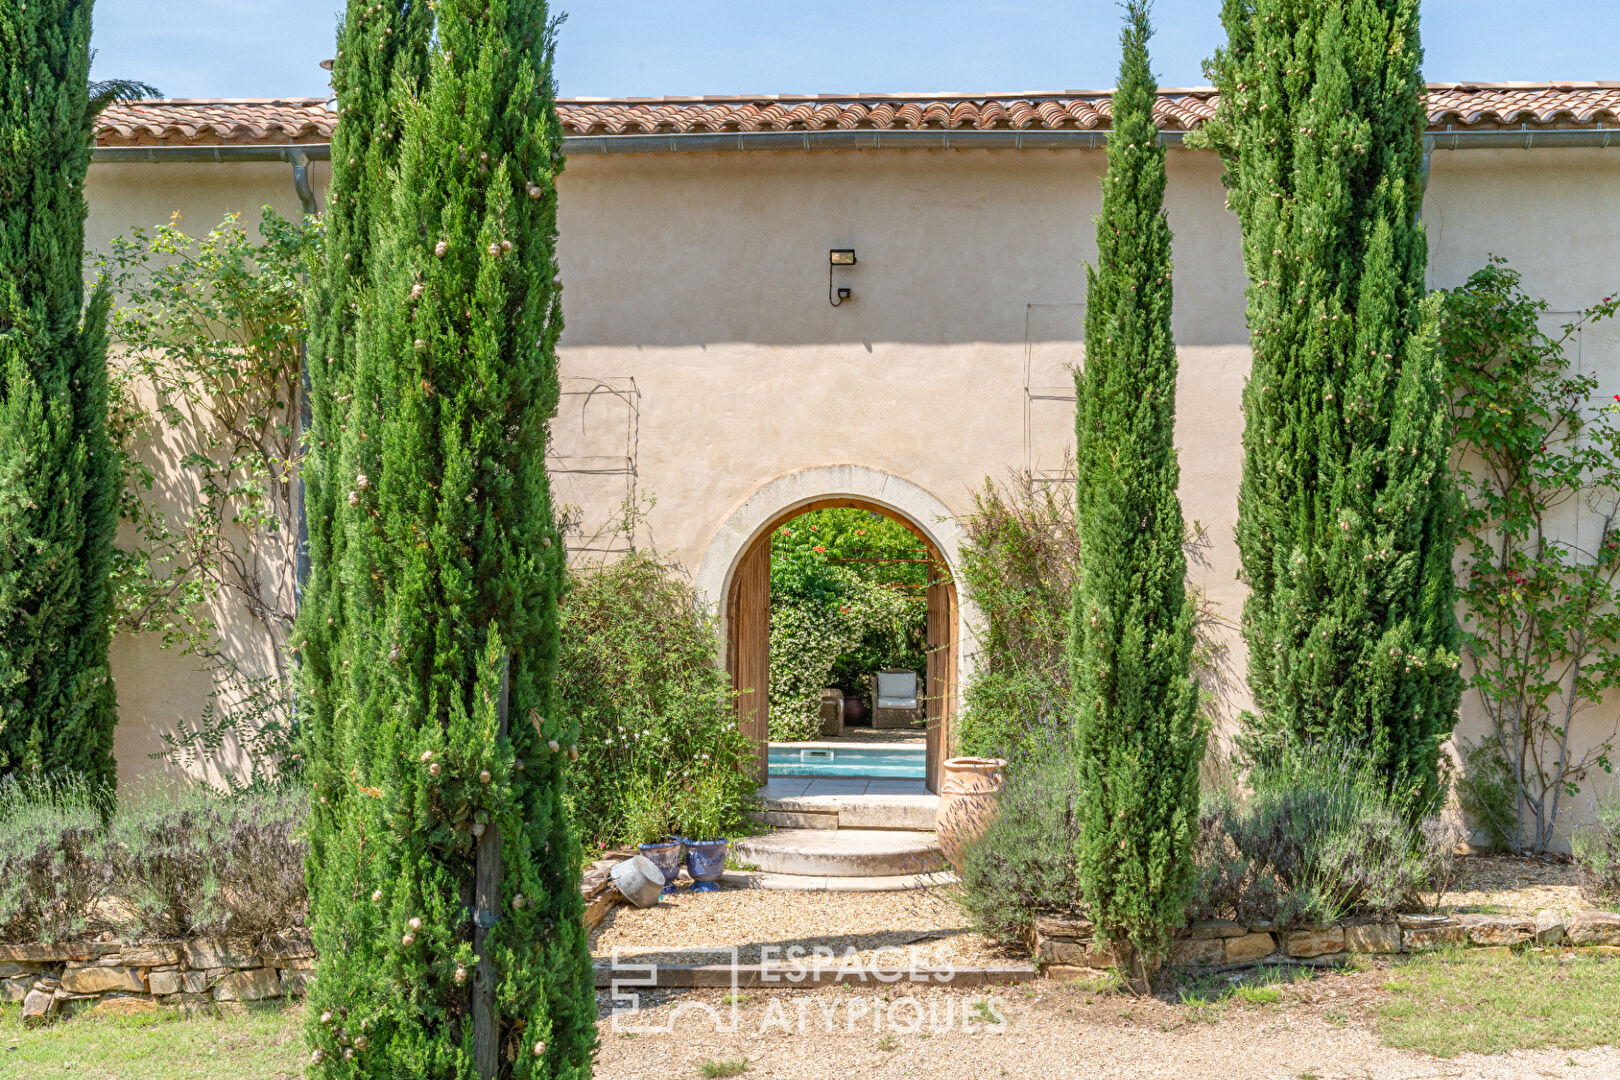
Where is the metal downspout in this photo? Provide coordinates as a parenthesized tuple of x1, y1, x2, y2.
(290, 147, 318, 216)
(1418, 134, 1435, 223)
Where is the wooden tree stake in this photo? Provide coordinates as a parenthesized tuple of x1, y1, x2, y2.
(473, 650, 509, 1077)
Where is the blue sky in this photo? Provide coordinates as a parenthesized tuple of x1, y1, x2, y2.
(92, 1, 1618, 101)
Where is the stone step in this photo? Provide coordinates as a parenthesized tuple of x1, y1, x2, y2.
(719, 868, 958, 892)
(751, 793, 938, 832)
(730, 828, 947, 878)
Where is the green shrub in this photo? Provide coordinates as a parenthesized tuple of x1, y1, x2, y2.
(1572, 789, 1620, 907)
(617, 774, 677, 848)
(678, 769, 735, 843)
(558, 551, 756, 849)
(1191, 745, 1460, 927)
(1456, 740, 1518, 853)
(956, 727, 1084, 943)
(954, 476, 1081, 758)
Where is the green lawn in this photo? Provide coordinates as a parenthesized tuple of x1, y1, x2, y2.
(1, 1001, 305, 1080)
(1377, 948, 1620, 1057)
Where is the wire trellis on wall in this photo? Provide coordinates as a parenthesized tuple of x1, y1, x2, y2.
(547, 376, 640, 557)
(1023, 302, 1085, 487)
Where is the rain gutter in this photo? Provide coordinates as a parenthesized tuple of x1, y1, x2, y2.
(93, 144, 327, 214)
(90, 125, 1620, 171)
(559, 125, 1620, 155)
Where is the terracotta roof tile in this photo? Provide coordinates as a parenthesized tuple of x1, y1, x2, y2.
(96, 98, 334, 147)
(95, 84, 1620, 149)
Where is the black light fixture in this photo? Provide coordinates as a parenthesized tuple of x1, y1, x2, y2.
(829, 248, 856, 306)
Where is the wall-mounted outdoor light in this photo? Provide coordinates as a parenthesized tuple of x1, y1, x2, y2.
(829, 248, 856, 306)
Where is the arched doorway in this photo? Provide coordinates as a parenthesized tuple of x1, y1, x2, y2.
(695, 466, 974, 793)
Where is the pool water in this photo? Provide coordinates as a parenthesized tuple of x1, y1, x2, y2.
(767, 745, 926, 778)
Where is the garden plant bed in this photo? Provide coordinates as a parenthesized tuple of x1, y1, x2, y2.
(1432, 854, 1594, 916)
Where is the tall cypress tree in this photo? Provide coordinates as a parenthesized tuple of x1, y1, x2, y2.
(1069, 1, 1204, 981)
(304, 0, 595, 1074)
(0, 0, 118, 786)
(297, 0, 430, 954)
(1204, 0, 1460, 806)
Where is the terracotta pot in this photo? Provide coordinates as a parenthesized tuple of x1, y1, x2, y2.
(935, 757, 1007, 871)
(842, 695, 868, 725)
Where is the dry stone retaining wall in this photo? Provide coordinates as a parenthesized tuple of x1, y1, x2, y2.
(1035, 910, 1620, 977)
(5, 855, 628, 1025)
(2, 932, 314, 1023)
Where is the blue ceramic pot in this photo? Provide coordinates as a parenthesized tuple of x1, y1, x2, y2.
(637, 838, 683, 894)
(684, 838, 728, 893)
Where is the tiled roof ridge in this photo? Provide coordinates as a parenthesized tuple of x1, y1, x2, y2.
(95, 85, 1620, 148)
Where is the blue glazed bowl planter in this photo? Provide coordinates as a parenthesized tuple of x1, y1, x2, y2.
(684, 838, 728, 893)
(637, 838, 684, 894)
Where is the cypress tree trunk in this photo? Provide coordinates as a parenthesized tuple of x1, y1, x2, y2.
(1069, 1, 1204, 981)
(304, 0, 595, 1073)
(1205, 0, 1460, 805)
(0, 0, 118, 786)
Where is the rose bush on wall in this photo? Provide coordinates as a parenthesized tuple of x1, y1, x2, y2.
(1442, 259, 1620, 853)
(100, 208, 318, 790)
(768, 509, 928, 741)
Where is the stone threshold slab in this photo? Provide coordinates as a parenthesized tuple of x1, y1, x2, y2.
(753, 793, 939, 832)
(718, 869, 958, 892)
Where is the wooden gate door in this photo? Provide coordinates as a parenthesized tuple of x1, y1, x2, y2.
(729, 534, 772, 786)
(924, 549, 958, 793)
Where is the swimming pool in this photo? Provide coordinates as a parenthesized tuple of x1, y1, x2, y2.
(767, 744, 926, 778)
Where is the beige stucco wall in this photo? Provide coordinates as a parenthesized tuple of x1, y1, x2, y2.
(86, 159, 329, 790)
(87, 144, 1620, 837)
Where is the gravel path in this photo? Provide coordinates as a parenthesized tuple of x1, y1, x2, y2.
(591, 885, 1017, 968)
(593, 970, 1620, 1079)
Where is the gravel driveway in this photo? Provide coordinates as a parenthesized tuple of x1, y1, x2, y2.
(593, 970, 1620, 1080)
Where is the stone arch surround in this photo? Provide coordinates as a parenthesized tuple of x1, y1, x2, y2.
(694, 464, 982, 668)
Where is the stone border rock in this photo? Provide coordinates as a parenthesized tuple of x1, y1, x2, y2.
(1032, 909, 1620, 978)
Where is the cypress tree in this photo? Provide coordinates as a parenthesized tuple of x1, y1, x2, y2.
(1068, 1, 1205, 981)
(297, 0, 430, 951)
(303, 0, 595, 1073)
(1204, 0, 1460, 806)
(0, 0, 118, 786)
